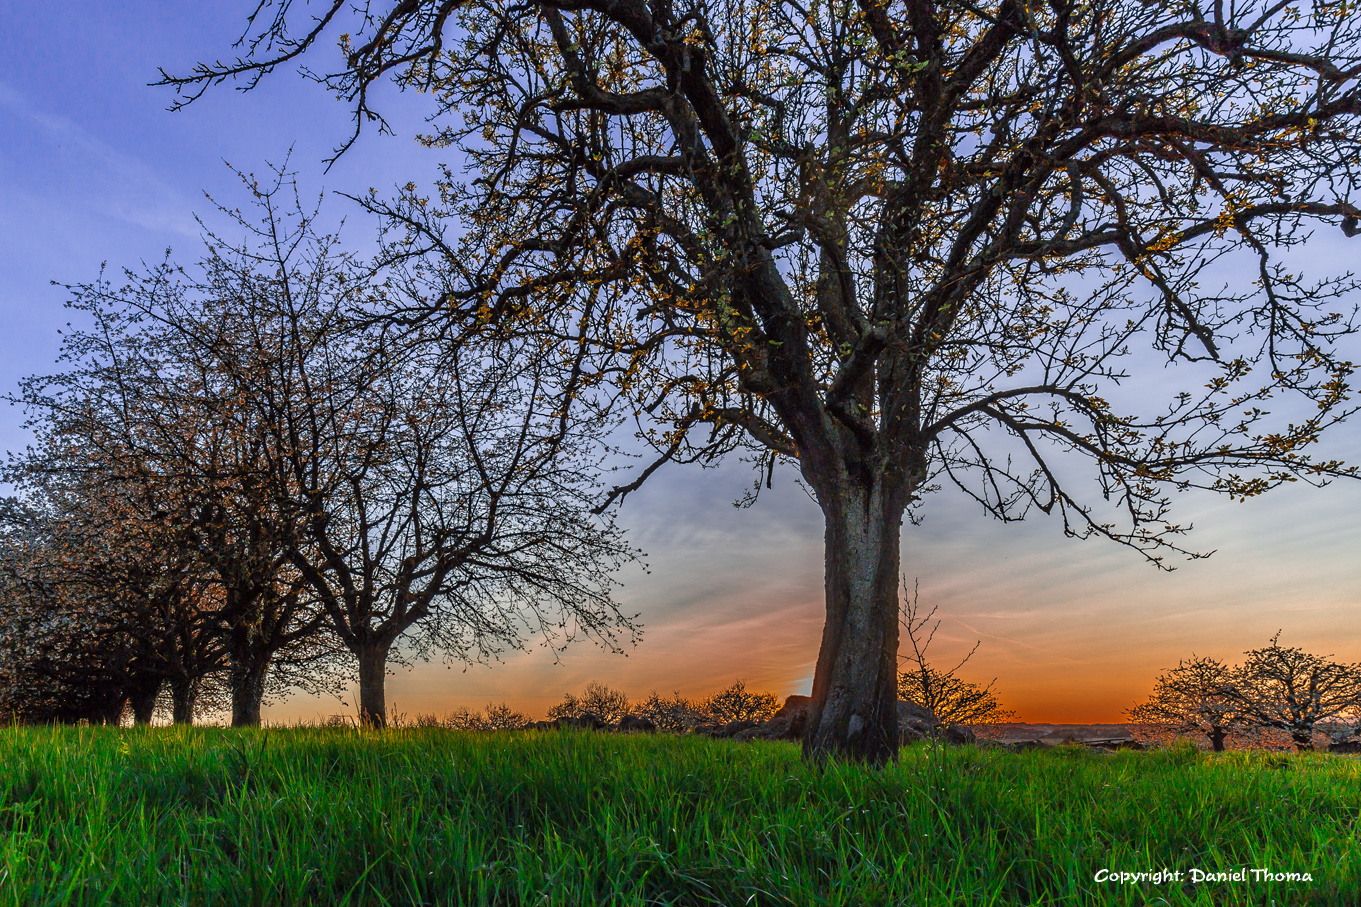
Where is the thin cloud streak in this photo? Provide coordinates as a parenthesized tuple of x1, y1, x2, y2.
(0, 81, 199, 238)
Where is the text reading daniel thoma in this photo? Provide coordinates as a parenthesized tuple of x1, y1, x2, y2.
(1095, 868, 1313, 884)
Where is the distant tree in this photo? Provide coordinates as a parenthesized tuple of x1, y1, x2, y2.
(1229, 634, 1361, 752)
(548, 681, 633, 725)
(443, 702, 532, 731)
(700, 680, 780, 725)
(51, 472, 235, 727)
(168, 0, 1361, 762)
(898, 584, 1015, 730)
(481, 703, 532, 730)
(898, 666, 1017, 730)
(632, 691, 705, 733)
(0, 485, 226, 726)
(1126, 656, 1243, 752)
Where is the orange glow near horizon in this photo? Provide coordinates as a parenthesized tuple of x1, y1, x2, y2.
(267, 468, 1361, 730)
(268, 575, 1359, 729)
(266, 641, 1195, 727)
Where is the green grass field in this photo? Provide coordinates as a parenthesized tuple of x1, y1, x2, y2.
(0, 727, 1357, 905)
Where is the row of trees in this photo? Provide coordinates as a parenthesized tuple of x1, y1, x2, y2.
(1128, 635, 1361, 751)
(546, 679, 783, 729)
(0, 175, 639, 729)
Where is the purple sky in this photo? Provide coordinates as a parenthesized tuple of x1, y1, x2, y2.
(4, 2, 1360, 724)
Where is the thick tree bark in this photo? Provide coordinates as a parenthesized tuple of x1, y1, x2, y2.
(170, 677, 197, 725)
(1208, 727, 1227, 752)
(1292, 730, 1313, 751)
(356, 641, 393, 729)
(228, 628, 271, 727)
(804, 474, 905, 765)
(229, 659, 268, 727)
(128, 675, 162, 726)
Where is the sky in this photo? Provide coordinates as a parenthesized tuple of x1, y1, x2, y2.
(3, 2, 1359, 725)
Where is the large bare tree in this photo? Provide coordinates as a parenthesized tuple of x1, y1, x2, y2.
(223, 181, 639, 729)
(166, 0, 1361, 761)
(272, 337, 640, 730)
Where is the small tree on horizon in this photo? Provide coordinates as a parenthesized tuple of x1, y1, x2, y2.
(700, 680, 780, 725)
(632, 691, 705, 732)
(1229, 634, 1361, 752)
(444, 702, 532, 730)
(898, 584, 1015, 730)
(547, 681, 633, 725)
(1127, 655, 1244, 752)
(898, 666, 1018, 730)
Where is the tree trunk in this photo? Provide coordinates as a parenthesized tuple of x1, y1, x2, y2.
(228, 629, 271, 727)
(357, 641, 392, 729)
(1292, 730, 1314, 751)
(1208, 727, 1226, 752)
(128, 675, 162, 726)
(804, 476, 905, 765)
(93, 695, 129, 726)
(170, 677, 197, 725)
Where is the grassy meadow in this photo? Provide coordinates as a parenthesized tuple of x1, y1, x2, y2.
(0, 726, 1357, 905)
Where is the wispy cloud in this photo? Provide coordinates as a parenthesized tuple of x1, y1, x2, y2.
(0, 81, 198, 238)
